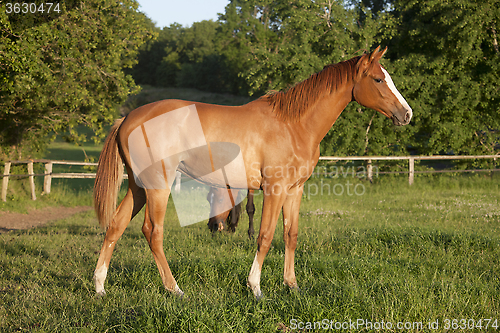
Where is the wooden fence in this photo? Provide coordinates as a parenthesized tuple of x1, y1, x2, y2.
(2, 155, 499, 201)
(319, 154, 500, 185)
(1, 159, 100, 202)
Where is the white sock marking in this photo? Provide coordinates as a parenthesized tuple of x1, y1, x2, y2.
(94, 264, 108, 295)
(171, 283, 184, 297)
(247, 253, 262, 297)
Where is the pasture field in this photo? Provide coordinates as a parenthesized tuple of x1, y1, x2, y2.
(1, 174, 499, 332)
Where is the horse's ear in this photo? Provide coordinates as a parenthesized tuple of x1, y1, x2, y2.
(369, 46, 387, 63)
(369, 46, 381, 61)
(357, 46, 387, 76)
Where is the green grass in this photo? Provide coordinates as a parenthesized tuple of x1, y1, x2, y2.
(1, 87, 498, 331)
(1, 175, 499, 332)
(45, 141, 102, 162)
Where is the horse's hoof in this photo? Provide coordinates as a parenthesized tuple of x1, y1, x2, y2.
(178, 292, 189, 301)
(95, 290, 106, 298)
(253, 289, 264, 301)
(284, 282, 302, 294)
(248, 284, 264, 300)
(169, 284, 186, 299)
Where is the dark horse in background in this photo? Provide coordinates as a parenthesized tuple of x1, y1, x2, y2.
(93, 47, 412, 299)
(207, 188, 255, 238)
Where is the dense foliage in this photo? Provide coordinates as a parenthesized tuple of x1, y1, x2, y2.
(132, 0, 499, 158)
(1, 0, 499, 159)
(0, 0, 156, 160)
(388, 0, 500, 156)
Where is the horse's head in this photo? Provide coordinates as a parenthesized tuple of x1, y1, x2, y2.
(207, 187, 242, 234)
(353, 46, 412, 126)
(207, 187, 229, 232)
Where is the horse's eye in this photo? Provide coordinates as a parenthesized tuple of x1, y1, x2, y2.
(375, 78, 383, 83)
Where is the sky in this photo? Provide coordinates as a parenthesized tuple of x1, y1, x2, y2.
(136, 0, 231, 28)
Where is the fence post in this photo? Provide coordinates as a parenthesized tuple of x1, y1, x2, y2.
(367, 159, 373, 183)
(2, 162, 11, 202)
(27, 160, 36, 200)
(44, 161, 52, 194)
(409, 157, 415, 185)
(174, 171, 181, 194)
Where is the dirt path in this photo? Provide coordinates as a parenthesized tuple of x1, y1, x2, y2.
(0, 206, 93, 233)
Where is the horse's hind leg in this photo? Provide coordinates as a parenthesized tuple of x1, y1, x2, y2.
(94, 183, 146, 296)
(227, 203, 241, 233)
(142, 189, 184, 297)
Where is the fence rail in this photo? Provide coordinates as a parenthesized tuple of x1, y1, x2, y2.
(319, 155, 500, 185)
(2, 155, 499, 202)
(1, 159, 102, 202)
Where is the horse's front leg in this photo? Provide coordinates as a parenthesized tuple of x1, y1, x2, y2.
(282, 185, 303, 290)
(247, 185, 287, 299)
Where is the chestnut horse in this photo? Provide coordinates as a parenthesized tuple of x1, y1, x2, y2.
(93, 47, 412, 299)
(207, 188, 255, 238)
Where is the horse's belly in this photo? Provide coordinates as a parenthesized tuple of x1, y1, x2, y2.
(178, 141, 249, 189)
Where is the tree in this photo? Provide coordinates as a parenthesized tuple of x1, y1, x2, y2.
(130, 24, 178, 87)
(0, 0, 157, 160)
(129, 0, 500, 161)
(389, 0, 500, 156)
(219, 0, 410, 156)
(221, 0, 394, 94)
(131, 20, 234, 92)
(175, 20, 229, 92)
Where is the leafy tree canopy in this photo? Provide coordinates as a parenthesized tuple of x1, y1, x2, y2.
(2, 0, 499, 161)
(0, 0, 156, 160)
(388, 0, 500, 156)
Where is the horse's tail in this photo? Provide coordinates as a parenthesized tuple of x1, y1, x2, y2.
(94, 118, 125, 230)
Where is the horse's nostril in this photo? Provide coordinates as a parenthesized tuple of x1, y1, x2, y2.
(405, 111, 411, 122)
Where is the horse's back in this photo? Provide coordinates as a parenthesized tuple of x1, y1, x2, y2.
(120, 98, 276, 143)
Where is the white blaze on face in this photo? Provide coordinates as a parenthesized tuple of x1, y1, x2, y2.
(381, 66, 413, 121)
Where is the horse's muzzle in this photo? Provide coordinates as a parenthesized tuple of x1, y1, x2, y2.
(392, 109, 412, 126)
(217, 221, 224, 232)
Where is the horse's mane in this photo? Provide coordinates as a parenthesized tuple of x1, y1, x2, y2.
(263, 56, 361, 122)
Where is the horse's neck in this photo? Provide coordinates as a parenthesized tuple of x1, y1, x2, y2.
(297, 84, 354, 151)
